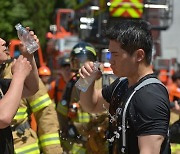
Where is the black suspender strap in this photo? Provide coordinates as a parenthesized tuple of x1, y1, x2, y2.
(121, 78, 165, 153)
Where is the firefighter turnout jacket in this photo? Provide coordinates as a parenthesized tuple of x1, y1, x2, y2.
(48, 75, 66, 105)
(167, 83, 180, 153)
(2, 62, 63, 154)
(56, 74, 109, 154)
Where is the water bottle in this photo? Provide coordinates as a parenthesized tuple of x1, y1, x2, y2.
(15, 23, 39, 54)
(75, 61, 100, 92)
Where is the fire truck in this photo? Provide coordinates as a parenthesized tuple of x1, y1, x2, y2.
(9, 1, 174, 82)
(45, 9, 79, 76)
(73, 0, 174, 85)
(74, 0, 173, 55)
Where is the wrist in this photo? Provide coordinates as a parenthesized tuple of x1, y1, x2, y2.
(12, 73, 26, 81)
(21, 53, 33, 59)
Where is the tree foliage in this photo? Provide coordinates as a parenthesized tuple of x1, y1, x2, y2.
(0, 0, 63, 49)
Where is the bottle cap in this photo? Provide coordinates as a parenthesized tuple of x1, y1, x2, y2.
(15, 23, 22, 30)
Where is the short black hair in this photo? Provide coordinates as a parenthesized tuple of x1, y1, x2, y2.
(105, 19, 153, 65)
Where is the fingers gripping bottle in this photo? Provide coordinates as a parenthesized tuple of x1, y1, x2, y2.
(75, 61, 100, 92)
(15, 23, 39, 54)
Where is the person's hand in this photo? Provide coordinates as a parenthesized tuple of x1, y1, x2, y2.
(79, 61, 95, 79)
(171, 100, 180, 114)
(19, 27, 39, 56)
(11, 55, 32, 79)
(79, 61, 101, 80)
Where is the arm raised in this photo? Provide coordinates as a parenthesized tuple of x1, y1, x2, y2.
(78, 61, 109, 113)
(18, 29, 39, 97)
(0, 56, 32, 128)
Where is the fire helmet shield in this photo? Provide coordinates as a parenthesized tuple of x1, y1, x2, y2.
(70, 42, 97, 71)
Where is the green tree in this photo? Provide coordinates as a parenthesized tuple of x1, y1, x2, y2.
(64, 0, 77, 8)
(0, 0, 29, 40)
(0, 0, 63, 49)
(21, 0, 56, 48)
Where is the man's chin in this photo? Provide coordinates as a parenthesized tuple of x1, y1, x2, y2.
(0, 56, 9, 64)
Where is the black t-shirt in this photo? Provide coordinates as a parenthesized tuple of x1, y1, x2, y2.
(0, 79, 14, 154)
(102, 74, 171, 154)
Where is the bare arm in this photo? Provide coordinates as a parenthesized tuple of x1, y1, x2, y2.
(138, 135, 164, 154)
(0, 56, 32, 128)
(21, 54, 39, 97)
(79, 61, 109, 113)
(19, 29, 39, 97)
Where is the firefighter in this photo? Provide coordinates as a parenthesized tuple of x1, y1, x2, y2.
(38, 65, 52, 89)
(48, 54, 73, 105)
(57, 41, 109, 154)
(168, 71, 180, 103)
(0, 36, 39, 154)
(1, 57, 63, 154)
(167, 71, 180, 154)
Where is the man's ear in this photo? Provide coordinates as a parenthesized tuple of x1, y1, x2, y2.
(135, 49, 145, 62)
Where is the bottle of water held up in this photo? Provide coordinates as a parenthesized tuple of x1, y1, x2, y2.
(75, 61, 100, 92)
(15, 23, 39, 54)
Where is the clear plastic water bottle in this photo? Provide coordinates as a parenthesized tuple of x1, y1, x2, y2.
(15, 23, 39, 54)
(75, 61, 100, 92)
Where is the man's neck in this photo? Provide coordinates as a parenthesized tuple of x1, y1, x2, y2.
(127, 65, 153, 87)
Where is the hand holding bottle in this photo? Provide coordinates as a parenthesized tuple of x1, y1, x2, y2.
(15, 23, 39, 54)
(75, 61, 100, 92)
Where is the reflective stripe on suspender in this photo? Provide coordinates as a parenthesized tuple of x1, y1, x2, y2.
(121, 78, 164, 153)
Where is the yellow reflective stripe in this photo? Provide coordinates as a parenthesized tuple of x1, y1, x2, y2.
(39, 133, 60, 147)
(73, 111, 90, 123)
(72, 143, 86, 154)
(110, 5, 125, 17)
(127, 7, 141, 18)
(127, 0, 143, 18)
(132, 0, 143, 9)
(30, 94, 52, 112)
(109, 0, 124, 17)
(13, 107, 28, 120)
(110, 0, 122, 6)
(171, 144, 180, 153)
(57, 102, 68, 116)
(110, 0, 143, 8)
(109, 0, 123, 11)
(85, 46, 96, 56)
(15, 142, 40, 154)
(110, 0, 143, 18)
